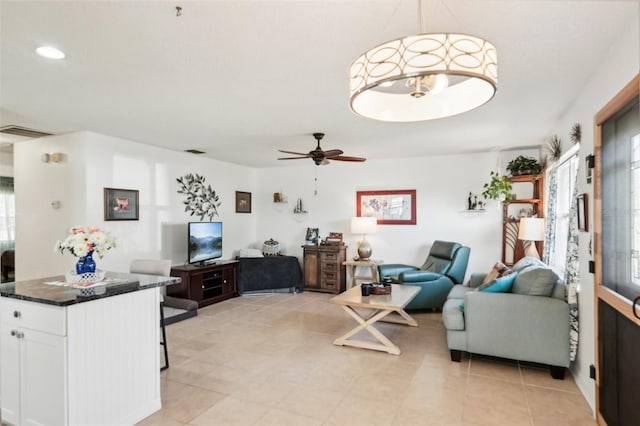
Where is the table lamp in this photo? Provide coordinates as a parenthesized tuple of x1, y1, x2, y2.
(518, 217, 545, 259)
(351, 217, 377, 260)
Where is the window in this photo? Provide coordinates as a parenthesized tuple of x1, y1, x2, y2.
(0, 176, 15, 252)
(601, 97, 640, 300)
(632, 134, 640, 285)
(548, 151, 579, 277)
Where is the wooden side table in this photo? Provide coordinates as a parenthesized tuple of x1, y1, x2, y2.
(342, 259, 382, 288)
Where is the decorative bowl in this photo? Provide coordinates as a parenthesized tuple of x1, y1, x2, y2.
(65, 269, 106, 284)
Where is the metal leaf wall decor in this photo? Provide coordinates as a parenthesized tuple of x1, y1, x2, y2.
(176, 173, 221, 220)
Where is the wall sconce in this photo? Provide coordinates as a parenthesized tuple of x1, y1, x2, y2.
(586, 154, 594, 184)
(41, 152, 65, 163)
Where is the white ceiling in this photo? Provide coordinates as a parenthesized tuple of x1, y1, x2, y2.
(1, 0, 638, 168)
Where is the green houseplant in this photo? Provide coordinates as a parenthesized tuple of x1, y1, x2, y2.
(482, 171, 513, 204)
(506, 156, 542, 176)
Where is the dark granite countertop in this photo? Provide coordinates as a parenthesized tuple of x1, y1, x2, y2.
(0, 272, 181, 306)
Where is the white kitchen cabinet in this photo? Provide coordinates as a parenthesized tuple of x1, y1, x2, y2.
(0, 299, 67, 426)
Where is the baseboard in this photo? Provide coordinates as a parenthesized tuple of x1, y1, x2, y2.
(570, 365, 596, 417)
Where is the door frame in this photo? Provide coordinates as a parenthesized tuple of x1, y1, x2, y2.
(594, 73, 640, 424)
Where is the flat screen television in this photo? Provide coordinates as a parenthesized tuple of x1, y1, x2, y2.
(188, 222, 223, 265)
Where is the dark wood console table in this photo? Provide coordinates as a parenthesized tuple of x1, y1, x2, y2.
(302, 244, 347, 294)
(169, 260, 238, 307)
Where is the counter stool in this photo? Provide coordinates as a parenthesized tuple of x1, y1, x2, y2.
(129, 259, 172, 371)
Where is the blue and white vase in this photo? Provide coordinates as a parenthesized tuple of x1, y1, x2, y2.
(76, 251, 97, 274)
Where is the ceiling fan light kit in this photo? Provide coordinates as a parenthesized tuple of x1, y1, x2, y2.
(349, 1, 497, 122)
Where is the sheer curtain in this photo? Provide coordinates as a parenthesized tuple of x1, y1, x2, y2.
(544, 151, 580, 361)
(565, 169, 580, 362)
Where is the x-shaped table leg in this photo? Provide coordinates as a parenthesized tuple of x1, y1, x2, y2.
(334, 305, 406, 354)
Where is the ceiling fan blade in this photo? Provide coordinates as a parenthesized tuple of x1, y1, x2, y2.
(278, 149, 311, 156)
(323, 149, 344, 158)
(278, 156, 309, 160)
(331, 155, 367, 162)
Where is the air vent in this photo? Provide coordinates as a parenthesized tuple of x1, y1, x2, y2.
(184, 149, 205, 154)
(0, 125, 53, 138)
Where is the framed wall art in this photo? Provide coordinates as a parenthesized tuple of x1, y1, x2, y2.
(104, 188, 139, 221)
(577, 193, 588, 232)
(356, 189, 417, 225)
(235, 191, 252, 213)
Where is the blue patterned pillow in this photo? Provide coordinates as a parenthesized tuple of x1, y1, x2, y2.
(478, 272, 518, 293)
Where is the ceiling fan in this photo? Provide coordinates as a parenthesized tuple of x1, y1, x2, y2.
(278, 133, 366, 166)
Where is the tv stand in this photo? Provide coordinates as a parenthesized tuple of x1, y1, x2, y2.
(169, 260, 238, 308)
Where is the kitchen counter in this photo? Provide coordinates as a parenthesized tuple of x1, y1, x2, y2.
(0, 271, 180, 306)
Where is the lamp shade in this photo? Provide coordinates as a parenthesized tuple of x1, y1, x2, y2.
(349, 33, 497, 122)
(518, 218, 545, 241)
(351, 217, 377, 235)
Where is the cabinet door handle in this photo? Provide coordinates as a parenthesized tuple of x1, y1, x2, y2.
(633, 296, 640, 320)
(13, 310, 21, 318)
(10, 329, 17, 337)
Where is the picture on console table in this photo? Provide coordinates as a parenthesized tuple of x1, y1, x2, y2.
(104, 188, 139, 221)
(235, 191, 252, 213)
(356, 189, 417, 225)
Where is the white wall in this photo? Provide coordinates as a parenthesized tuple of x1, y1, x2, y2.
(15, 129, 516, 282)
(15, 131, 257, 279)
(255, 152, 505, 277)
(547, 12, 640, 412)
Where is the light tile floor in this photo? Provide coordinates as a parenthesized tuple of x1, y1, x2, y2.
(137, 291, 596, 426)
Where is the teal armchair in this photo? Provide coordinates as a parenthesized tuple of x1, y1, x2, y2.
(378, 241, 470, 310)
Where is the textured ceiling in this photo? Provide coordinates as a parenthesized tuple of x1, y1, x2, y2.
(1, 0, 638, 167)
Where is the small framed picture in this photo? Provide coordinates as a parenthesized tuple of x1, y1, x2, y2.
(235, 191, 252, 213)
(104, 188, 139, 221)
(577, 193, 588, 232)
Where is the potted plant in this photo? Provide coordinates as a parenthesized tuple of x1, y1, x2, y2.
(506, 156, 542, 176)
(482, 171, 513, 204)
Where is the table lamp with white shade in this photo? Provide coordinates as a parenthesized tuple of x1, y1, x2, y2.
(518, 217, 546, 259)
(351, 217, 377, 260)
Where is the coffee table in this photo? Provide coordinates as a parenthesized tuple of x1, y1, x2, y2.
(329, 284, 420, 355)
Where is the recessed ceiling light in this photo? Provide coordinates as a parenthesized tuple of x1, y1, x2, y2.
(36, 46, 65, 59)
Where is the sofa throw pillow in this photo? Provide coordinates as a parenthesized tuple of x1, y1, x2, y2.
(512, 256, 547, 273)
(477, 272, 518, 293)
(482, 261, 512, 285)
(512, 268, 559, 297)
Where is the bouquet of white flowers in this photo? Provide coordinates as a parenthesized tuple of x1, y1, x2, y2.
(54, 226, 117, 259)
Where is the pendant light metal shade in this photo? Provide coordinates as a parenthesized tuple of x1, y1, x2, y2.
(349, 32, 498, 122)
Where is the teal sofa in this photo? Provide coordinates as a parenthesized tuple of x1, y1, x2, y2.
(378, 241, 470, 310)
(442, 257, 570, 379)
